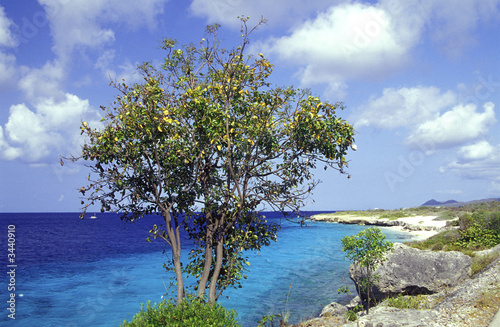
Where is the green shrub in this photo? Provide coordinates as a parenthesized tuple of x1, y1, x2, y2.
(454, 223, 500, 250)
(471, 251, 500, 275)
(386, 294, 430, 310)
(121, 296, 240, 327)
(344, 304, 363, 321)
(406, 230, 461, 251)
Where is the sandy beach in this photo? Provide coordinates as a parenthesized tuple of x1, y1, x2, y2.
(310, 212, 454, 241)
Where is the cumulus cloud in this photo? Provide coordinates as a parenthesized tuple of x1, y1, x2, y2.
(457, 140, 495, 161)
(38, 0, 168, 60)
(353, 86, 456, 129)
(18, 60, 65, 100)
(407, 102, 496, 148)
(0, 52, 17, 86)
(1, 94, 101, 162)
(250, 0, 500, 92)
(441, 141, 500, 181)
(261, 2, 414, 89)
(0, 6, 17, 47)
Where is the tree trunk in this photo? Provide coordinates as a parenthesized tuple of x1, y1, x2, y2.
(208, 237, 224, 303)
(366, 266, 370, 314)
(197, 214, 214, 299)
(163, 210, 184, 304)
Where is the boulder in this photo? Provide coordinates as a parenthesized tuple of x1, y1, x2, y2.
(349, 243, 472, 302)
(319, 301, 347, 317)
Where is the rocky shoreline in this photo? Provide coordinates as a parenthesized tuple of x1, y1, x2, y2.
(299, 213, 500, 327)
(301, 244, 500, 327)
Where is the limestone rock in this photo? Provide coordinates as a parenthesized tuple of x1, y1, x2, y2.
(341, 306, 439, 327)
(320, 301, 347, 317)
(349, 243, 472, 302)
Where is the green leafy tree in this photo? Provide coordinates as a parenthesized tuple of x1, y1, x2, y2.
(71, 17, 355, 304)
(341, 228, 393, 314)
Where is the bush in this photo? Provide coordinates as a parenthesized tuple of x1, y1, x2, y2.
(121, 296, 240, 327)
(344, 304, 363, 322)
(386, 294, 431, 310)
(471, 251, 500, 275)
(406, 230, 461, 251)
(454, 223, 500, 250)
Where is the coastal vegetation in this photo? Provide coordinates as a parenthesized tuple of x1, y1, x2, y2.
(386, 294, 432, 310)
(121, 296, 240, 327)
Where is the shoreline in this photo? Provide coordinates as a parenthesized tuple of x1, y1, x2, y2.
(310, 212, 454, 241)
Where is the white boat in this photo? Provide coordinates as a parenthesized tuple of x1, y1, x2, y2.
(90, 214, 97, 219)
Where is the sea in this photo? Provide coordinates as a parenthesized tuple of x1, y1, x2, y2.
(0, 212, 417, 326)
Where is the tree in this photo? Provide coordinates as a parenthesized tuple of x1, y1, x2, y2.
(72, 17, 356, 304)
(341, 228, 393, 314)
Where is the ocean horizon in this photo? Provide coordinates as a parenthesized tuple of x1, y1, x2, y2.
(1, 211, 418, 326)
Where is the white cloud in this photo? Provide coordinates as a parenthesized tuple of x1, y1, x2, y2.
(353, 86, 456, 129)
(457, 140, 494, 161)
(441, 142, 500, 181)
(407, 102, 496, 148)
(1, 94, 101, 162)
(262, 3, 414, 88)
(38, 0, 168, 60)
(0, 6, 17, 47)
(18, 60, 65, 100)
(0, 52, 17, 86)
(252, 0, 500, 92)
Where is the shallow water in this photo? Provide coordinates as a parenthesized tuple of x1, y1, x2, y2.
(0, 212, 416, 326)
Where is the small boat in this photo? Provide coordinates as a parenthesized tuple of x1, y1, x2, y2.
(90, 214, 97, 219)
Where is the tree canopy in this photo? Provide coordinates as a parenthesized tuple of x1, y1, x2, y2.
(73, 18, 356, 303)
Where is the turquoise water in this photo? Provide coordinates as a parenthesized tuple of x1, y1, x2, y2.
(0, 212, 416, 326)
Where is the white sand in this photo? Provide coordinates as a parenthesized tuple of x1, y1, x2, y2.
(385, 215, 449, 241)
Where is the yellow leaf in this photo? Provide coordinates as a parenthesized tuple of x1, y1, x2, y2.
(217, 145, 221, 151)
(158, 126, 162, 132)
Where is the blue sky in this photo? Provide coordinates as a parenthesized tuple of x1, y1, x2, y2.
(0, 0, 499, 212)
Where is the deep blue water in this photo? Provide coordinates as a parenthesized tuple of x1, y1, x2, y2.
(0, 212, 416, 326)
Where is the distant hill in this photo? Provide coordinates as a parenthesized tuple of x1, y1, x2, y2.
(422, 199, 459, 206)
(421, 198, 500, 207)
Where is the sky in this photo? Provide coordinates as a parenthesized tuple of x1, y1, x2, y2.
(0, 0, 499, 212)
